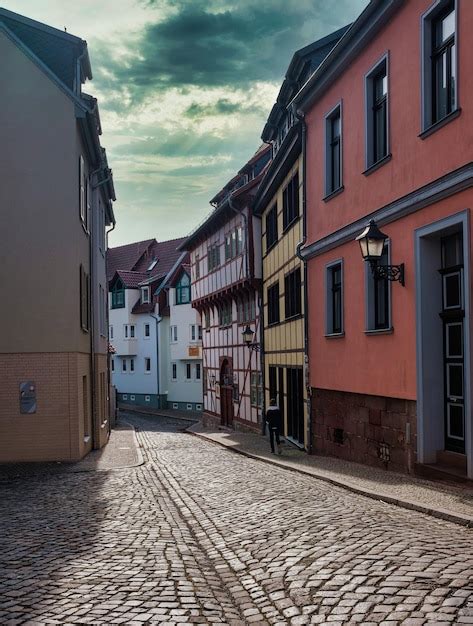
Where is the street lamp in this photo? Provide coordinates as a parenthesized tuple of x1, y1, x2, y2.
(355, 219, 405, 285)
(242, 325, 260, 351)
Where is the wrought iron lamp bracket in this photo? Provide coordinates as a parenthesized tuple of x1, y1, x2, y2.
(247, 342, 261, 352)
(369, 261, 405, 286)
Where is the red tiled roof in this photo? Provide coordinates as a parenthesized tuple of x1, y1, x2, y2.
(132, 237, 188, 278)
(116, 270, 148, 288)
(106, 238, 156, 281)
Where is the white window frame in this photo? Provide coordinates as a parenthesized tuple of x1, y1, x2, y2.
(144, 323, 150, 338)
(170, 325, 178, 343)
(109, 325, 113, 339)
(195, 363, 201, 381)
(171, 362, 177, 381)
(141, 286, 150, 304)
(122, 359, 127, 373)
(185, 363, 192, 381)
(130, 358, 135, 374)
(145, 357, 151, 374)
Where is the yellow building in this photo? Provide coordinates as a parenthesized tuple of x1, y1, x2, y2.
(253, 28, 347, 450)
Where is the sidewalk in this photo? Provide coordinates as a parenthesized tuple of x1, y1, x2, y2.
(188, 422, 473, 527)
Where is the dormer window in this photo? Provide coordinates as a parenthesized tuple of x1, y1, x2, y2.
(147, 257, 158, 271)
(111, 279, 125, 309)
(141, 286, 150, 304)
(176, 272, 191, 305)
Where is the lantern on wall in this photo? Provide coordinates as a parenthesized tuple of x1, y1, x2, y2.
(355, 219, 405, 285)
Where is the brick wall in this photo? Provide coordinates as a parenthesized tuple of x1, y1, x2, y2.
(0, 352, 108, 462)
(311, 388, 417, 473)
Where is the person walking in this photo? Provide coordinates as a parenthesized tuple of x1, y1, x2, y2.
(266, 398, 282, 455)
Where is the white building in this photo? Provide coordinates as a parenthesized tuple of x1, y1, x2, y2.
(107, 239, 203, 412)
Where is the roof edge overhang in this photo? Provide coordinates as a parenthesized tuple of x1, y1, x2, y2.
(292, 0, 405, 114)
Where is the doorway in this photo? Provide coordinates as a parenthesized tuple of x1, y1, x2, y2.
(286, 367, 304, 445)
(220, 359, 234, 427)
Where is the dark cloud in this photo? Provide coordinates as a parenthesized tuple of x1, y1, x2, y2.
(184, 98, 260, 118)
(93, 0, 368, 108)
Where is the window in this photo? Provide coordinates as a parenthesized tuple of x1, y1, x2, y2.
(111, 358, 114, 372)
(219, 301, 232, 327)
(237, 293, 256, 323)
(225, 227, 244, 260)
(190, 325, 196, 341)
(141, 286, 150, 304)
(186, 363, 192, 380)
(422, 0, 457, 131)
(204, 310, 211, 330)
(124, 325, 128, 339)
(207, 243, 220, 272)
(130, 325, 135, 338)
(145, 357, 151, 372)
(109, 326, 113, 339)
(147, 257, 158, 271)
(284, 268, 302, 319)
(267, 283, 280, 326)
(170, 326, 178, 342)
(80, 265, 90, 332)
(366, 243, 391, 331)
(196, 363, 201, 380)
(172, 363, 177, 380)
(79, 156, 89, 231)
(122, 359, 127, 372)
(266, 204, 278, 250)
(195, 254, 200, 280)
(144, 323, 150, 337)
(366, 57, 388, 168)
(111, 280, 125, 309)
(198, 325, 202, 340)
(326, 261, 344, 335)
(176, 272, 191, 304)
(282, 172, 300, 231)
(99, 285, 106, 337)
(325, 104, 342, 195)
(130, 358, 134, 372)
(250, 372, 263, 407)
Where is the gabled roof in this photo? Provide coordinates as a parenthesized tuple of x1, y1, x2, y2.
(262, 25, 349, 142)
(106, 239, 156, 282)
(0, 7, 92, 90)
(107, 237, 188, 293)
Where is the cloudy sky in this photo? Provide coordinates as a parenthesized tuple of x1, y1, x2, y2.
(5, 0, 368, 246)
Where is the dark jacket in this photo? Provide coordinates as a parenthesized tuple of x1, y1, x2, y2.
(266, 405, 282, 430)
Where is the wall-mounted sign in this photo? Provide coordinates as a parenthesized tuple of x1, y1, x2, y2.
(188, 346, 200, 357)
(20, 381, 37, 414)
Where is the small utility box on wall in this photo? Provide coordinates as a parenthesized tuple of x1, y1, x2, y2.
(20, 381, 37, 414)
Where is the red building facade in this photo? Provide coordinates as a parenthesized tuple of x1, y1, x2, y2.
(295, 0, 473, 479)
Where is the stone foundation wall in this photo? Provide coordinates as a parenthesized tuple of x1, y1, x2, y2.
(311, 388, 417, 473)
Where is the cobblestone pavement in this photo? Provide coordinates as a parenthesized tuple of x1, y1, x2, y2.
(0, 413, 472, 625)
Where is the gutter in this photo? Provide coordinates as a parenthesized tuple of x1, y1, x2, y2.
(294, 109, 312, 454)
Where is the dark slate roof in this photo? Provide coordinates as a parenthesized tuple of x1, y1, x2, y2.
(116, 270, 148, 289)
(0, 7, 92, 90)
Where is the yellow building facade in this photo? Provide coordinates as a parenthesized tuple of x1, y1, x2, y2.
(258, 154, 308, 449)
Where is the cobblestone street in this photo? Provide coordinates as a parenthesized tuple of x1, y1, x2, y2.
(1, 413, 473, 625)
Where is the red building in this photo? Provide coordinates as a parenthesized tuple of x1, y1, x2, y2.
(294, 0, 473, 479)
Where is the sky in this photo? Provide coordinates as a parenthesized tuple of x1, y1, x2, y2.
(4, 0, 368, 247)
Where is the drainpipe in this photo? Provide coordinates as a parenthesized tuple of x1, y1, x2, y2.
(294, 110, 312, 454)
(150, 313, 163, 407)
(105, 219, 116, 428)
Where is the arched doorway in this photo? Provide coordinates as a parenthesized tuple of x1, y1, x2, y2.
(220, 358, 234, 427)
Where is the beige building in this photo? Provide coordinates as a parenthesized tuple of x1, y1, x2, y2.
(0, 9, 116, 461)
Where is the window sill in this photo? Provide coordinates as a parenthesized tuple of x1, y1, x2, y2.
(285, 313, 302, 322)
(266, 240, 278, 254)
(365, 327, 394, 336)
(144, 372, 151, 375)
(363, 153, 392, 176)
(325, 332, 345, 339)
(268, 321, 281, 328)
(323, 186, 344, 203)
(419, 108, 461, 140)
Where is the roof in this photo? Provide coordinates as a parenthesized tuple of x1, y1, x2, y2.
(0, 7, 92, 90)
(291, 0, 404, 113)
(107, 237, 188, 292)
(262, 25, 350, 142)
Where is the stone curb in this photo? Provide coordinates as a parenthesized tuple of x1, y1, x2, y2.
(187, 427, 473, 528)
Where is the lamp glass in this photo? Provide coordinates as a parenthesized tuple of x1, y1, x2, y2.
(242, 325, 254, 345)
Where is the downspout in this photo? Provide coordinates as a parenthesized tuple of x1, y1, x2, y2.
(105, 219, 116, 430)
(294, 110, 312, 453)
(150, 313, 163, 407)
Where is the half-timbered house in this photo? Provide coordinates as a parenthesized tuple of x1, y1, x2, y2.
(180, 145, 271, 431)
